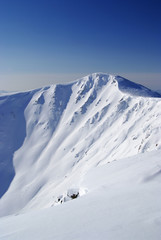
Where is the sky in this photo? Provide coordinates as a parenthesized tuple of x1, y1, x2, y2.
(0, 0, 161, 91)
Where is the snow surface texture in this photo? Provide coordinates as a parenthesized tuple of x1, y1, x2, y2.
(0, 151, 161, 240)
(0, 73, 161, 239)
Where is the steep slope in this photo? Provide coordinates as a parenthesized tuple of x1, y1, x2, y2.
(0, 73, 161, 217)
(0, 91, 35, 197)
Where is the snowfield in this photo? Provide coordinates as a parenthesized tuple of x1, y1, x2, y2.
(0, 73, 161, 239)
(0, 151, 161, 240)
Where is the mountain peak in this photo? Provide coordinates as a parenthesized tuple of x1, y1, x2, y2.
(77, 73, 161, 98)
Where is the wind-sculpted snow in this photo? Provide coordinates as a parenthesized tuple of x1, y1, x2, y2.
(116, 75, 161, 97)
(0, 73, 161, 217)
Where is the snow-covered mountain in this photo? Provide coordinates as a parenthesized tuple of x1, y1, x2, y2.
(0, 73, 161, 216)
(0, 73, 161, 239)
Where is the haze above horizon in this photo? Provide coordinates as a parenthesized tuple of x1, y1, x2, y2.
(0, 0, 160, 91)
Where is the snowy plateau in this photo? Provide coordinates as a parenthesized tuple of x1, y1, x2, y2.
(0, 73, 161, 240)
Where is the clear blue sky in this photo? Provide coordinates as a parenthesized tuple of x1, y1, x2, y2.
(0, 0, 161, 91)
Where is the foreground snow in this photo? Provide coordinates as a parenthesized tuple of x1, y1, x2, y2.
(0, 150, 161, 240)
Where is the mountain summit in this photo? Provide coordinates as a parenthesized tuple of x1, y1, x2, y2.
(0, 73, 161, 217)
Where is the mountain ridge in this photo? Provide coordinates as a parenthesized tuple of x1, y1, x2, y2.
(0, 73, 161, 217)
(1, 73, 161, 98)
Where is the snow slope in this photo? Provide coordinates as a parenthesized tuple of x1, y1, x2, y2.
(0, 150, 161, 240)
(0, 73, 161, 220)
